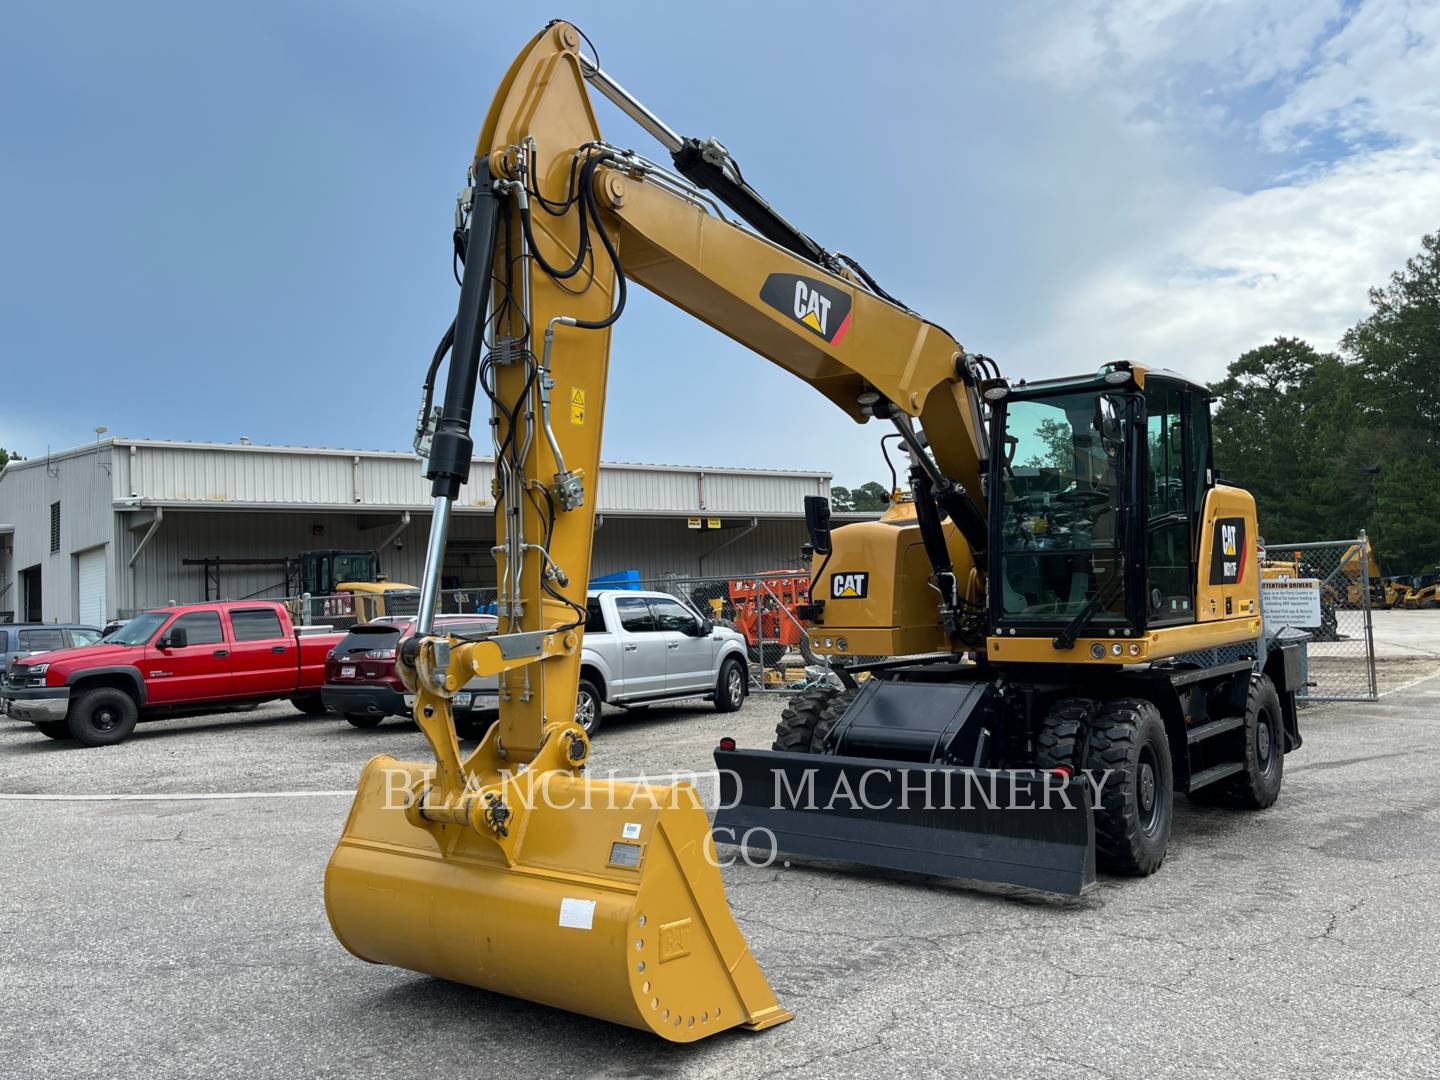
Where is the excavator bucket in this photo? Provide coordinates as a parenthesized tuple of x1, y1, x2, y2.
(325, 751, 792, 1042)
(713, 749, 1096, 896)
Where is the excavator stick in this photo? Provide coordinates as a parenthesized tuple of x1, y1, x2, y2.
(323, 22, 789, 1042)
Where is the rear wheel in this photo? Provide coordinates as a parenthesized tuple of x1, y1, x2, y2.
(1034, 697, 1095, 771)
(344, 712, 384, 729)
(1086, 698, 1173, 876)
(66, 687, 140, 747)
(35, 721, 71, 741)
(714, 657, 748, 713)
(575, 678, 603, 737)
(1198, 676, 1285, 809)
(748, 642, 786, 667)
(290, 692, 328, 716)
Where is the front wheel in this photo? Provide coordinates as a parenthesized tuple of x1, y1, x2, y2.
(66, 687, 140, 747)
(1087, 698, 1173, 876)
(575, 678, 603, 736)
(714, 657, 748, 713)
(34, 721, 71, 741)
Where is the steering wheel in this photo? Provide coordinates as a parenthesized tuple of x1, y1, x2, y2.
(1056, 489, 1111, 509)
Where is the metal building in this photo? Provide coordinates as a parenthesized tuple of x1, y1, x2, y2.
(0, 439, 840, 623)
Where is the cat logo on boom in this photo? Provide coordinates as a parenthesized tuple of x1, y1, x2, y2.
(831, 572, 869, 599)
(759, 273, 853, 344)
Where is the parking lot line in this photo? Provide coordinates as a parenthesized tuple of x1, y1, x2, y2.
(0, 790, 354, 802)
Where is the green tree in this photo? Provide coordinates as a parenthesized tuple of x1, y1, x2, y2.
(831, 481, 891, 511)
(0, 448, 22, 472)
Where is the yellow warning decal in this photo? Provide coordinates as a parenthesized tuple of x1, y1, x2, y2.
(570, 387, 585, 425)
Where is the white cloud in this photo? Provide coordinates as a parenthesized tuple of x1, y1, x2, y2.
(1001, 0, 1440, 383)
(1024, 142, 1440, 378)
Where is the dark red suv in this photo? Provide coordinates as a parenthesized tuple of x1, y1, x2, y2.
(322, 614, 499, 733)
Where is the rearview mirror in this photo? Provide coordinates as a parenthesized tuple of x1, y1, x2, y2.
(1096, 393, 1125, 456)
(804, 495, 833, 556)
(162, 626, 188, 649)
(698, 618, 714, 636)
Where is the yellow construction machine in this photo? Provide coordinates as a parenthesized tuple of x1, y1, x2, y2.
(325, 22, 1305, 1043)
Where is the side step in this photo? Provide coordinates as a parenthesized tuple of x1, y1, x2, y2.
(1186, 715, 1243, 746)
(1187, 761, 1244, 791)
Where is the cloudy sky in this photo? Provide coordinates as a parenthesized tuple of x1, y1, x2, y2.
(3, 0, 1436, 486)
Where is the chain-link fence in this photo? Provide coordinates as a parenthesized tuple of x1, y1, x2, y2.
(1262, 534, 1377, 701)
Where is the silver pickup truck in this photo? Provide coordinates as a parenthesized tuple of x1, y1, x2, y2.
(576, 588, 750, 734)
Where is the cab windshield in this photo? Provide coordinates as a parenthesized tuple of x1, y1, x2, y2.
(104, 611, 169, 646)
(999, 390, 1126, 621)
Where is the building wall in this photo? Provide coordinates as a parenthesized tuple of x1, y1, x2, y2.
(0, 446, 117, 624)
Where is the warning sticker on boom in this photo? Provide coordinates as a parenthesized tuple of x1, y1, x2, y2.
(570, 388, 586, 425)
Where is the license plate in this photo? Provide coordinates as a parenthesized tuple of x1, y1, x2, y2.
(341, 665, 356, 678)
(454, 692, 472, 708)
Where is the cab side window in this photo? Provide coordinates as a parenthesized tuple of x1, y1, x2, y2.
(172, 612, 224, 646)
(614, 597, 657, 633)
(1145, 380, 1194, 624)
(649, 598, 699, 634)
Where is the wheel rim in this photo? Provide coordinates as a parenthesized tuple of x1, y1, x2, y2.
(93, 706, 118, 732)
(1136, 746, 1162, 834)
(726, 667, 744, 705)
(1257, 706, 1278, 777)
(575, 692, 597, 732)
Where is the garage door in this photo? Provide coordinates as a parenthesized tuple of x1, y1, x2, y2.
(77, 547, 107, 627)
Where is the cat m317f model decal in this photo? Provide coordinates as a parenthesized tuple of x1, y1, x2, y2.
(760, 273, 853, 344)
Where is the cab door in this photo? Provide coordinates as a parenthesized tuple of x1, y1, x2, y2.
(226, 607, 295, 697)
(649, 596, 715, 693)
(143, 610, 232, 704)
(1143, 379, 1200, 626)
(611, 596, 668, 697)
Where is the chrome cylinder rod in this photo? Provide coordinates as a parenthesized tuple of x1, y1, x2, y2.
(417, 494, 453, 635)
(578, 56, 683, 154)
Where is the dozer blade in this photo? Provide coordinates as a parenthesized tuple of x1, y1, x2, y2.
(325, 755, 792, 1042)
(713, 748, 1096, 896)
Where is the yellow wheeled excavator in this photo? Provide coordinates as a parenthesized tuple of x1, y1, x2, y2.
(325, 21, 1304, 1043)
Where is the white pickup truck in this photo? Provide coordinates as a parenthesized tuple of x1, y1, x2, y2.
(576, 589, 750, 734)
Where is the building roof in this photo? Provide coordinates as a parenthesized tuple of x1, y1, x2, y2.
(3, 438, 837, 521)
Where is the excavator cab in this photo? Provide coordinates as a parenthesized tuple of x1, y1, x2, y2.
(989, 366, 1216, 638)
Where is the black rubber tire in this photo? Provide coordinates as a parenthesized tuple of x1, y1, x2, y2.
(1198, 676, 1285, 809)
(1034, 696, 1095, 771)
(290, 692, 328, 716)
(748, 642, 787, 668)
(806, 689, 860, 754)
(772, 685, 841, 753)
(1086, 698, 1173, 876)
(34, 721, 71, 740)
(575, 678, 603, 737)
(344, 712, 384, 729)
(65, 687, 140, 747)
(714, 657, 748, 713)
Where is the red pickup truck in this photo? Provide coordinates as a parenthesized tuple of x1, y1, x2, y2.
(1, 601, 341, 746)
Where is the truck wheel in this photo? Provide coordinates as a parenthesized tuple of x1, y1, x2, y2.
(575, 678, 603, 737)
(1087, 698, 1172, 876)
(773, 685, 839, 753)
(344, 712, 384, 729)
(714, 657, 748, 713)
(35, 721, 71, 741)
(1196, 676, 1285, 810)
(66, 687, 140, 747)
(290, 693, 328, 716)
(1034, 697, 1096, 771)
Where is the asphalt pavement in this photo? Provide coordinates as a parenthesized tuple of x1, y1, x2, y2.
(3, 618, 1440, 1079)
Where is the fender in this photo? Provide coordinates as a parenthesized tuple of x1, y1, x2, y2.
(66, 665, 148, 706)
